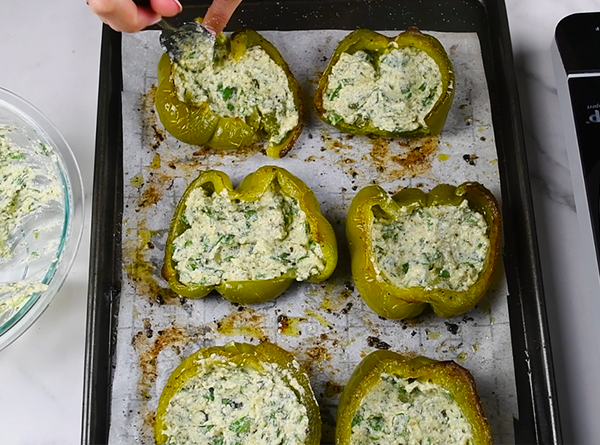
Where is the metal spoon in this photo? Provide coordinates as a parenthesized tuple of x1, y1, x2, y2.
(132, 1, 216, 63)
(156, 19, 216, 63)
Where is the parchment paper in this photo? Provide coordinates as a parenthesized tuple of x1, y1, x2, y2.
(110, 29, 517, 444)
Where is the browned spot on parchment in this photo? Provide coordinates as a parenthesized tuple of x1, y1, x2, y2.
(292, 332, 345, 377)
(320, 130, 354, 153)
(367, 336, 391, 350)
(303, 154, 325, 163)
(463, 153, 479, 166)
(141, 85, 167, 152)
(277, 314, 307, 337)
(132, 324, 191, 399)
(138, 182, 163, 207)
(305, 344, 332, 362)
(131, 323, 194, 440)
(122, 223, 180, 305)
(369, 135, 439, 179)
(324, 138, 354, 152)
(215, 306, 269, 341)
(319, 279, 355, 314)
(323, 380, 344, 398)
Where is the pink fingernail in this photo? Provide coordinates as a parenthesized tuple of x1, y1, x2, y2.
(172, 0, 183, 12)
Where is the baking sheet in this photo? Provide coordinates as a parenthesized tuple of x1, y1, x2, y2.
(108, 29, 517, 444)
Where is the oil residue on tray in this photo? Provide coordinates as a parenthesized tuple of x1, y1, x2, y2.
(215, 306, 269, 342)
(122, 223, 179, 305)
(131, 321, 215, 441)
(369, 135, 439, 180)
(277, 314, 307, 337)
(319, 279, 354, 314)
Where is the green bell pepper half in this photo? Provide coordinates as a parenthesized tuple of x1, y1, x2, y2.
(336, 349, 492, 445)
(346, 182, 501, 319)
(314, 27, 455, 137)
(162, 165, 338, 304)
(155, 25, 303, 157)
(155, 341, 322, 445)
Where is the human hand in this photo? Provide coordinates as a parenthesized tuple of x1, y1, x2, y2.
(87, 0, 182, 33)
(202, 0, 244, 35)
(88, 0, 244, 35)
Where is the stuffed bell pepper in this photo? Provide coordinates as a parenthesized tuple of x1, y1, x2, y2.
(336, 349, 492, 445)
(346, 182, 501, 319)
(155, 21, 303, 157)
(162, 166, 338, 304)
(314, 27, 454, 137)
(155, 341, 321, 445)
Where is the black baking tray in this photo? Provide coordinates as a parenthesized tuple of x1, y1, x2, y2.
(82, 0, 561, 443)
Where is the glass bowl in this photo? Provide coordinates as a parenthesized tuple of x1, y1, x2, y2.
(0, 87, 84, 351)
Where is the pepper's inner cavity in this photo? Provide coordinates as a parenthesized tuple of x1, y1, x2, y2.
(323, 46, 443, 133)
(162, 359, 309, 445)
(371, 200, 489, 291)
(172, 182, 325, 285)
(349, 373, 473, 444)
(171, 38, 298, 144)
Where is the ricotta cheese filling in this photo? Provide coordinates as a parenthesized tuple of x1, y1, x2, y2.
(323, 47, 442, 132)
(172, 183, 326, 286)
(350, 373, 473, 445)
(0, 126, 63, 319)
(172, 39, 298, 144)
(0, 128, 60, 260)
(162, 357, 309, 445)
(371, 200, 489, 291)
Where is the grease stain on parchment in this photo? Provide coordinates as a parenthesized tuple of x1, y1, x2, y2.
(215, 306, 269, 342)
(369, 135, 439, 179)
(277, 314, 307, 337)
(123, 222, 179, 305)
(131, 323, 194, 441)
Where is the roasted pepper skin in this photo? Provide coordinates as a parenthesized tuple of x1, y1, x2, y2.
(162, 166, 338, 304)
(156, 26, 303, 157)
(336, 349, 492, 445)
(346, 182, 501, 319)
(155, 341, 322, 445)
(314, 27, 454, 137)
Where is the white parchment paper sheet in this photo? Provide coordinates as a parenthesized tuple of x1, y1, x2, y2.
(109, 29, 517, 444)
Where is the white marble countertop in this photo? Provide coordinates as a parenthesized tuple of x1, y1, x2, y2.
(0, 0, 597, 443)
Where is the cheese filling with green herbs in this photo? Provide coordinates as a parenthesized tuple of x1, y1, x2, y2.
(162, 358, 309, 445)
(172, 183, 325, 286)
(0, 128, 60, 260)
(350, 373, 473, 445)
(323, 47, 442, 132)
(172, 39, 298, 144)
(0, 126, 63, 318)
(371, 200, 489, 291)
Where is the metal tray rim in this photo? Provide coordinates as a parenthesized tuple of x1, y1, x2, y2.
(82, 1, 562, 443)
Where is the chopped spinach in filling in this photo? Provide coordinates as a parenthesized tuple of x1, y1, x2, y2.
(323, 47, 442, 133)
(163, 359, 309, 445)
(0, 127, 61, 261)
(172, 183, 325, 286)
(172, 39, 298, 144)
(350, 373, 473, 445)
(371, 200, 489, 291)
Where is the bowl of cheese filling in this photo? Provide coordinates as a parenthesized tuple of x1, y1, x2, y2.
(0, 88, 84, 351)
